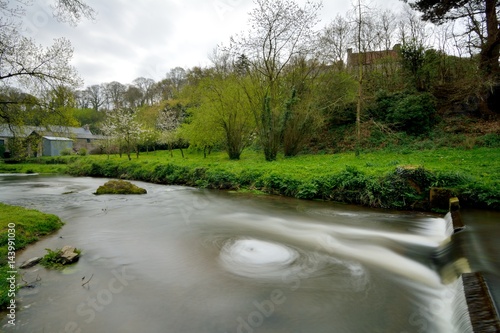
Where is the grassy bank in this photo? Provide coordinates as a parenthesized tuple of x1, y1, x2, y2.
(0, 203, 64, 309)
(0, 156, 73, 174)
(1, 148, 499, 210)
(62, 148, 499, 210)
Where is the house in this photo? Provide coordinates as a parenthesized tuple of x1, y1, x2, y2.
(0, 124, 105, 157)
(347, 44, 401, 67)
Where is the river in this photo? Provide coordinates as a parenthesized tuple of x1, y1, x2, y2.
(0, 175, 499, 333)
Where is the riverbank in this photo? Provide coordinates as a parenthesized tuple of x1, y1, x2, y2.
(1, 147, 498, 211)
(0, 203, 64, 309)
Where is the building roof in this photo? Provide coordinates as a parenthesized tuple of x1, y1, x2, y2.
(0, 124, 98, 140)
(42, 136, 73, 141)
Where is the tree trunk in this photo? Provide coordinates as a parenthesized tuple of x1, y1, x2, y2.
(480, 0, 500, 79)
(479, 0, 500, 115)
(355, 0, 363, 157)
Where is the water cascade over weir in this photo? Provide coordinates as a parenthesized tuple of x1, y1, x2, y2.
(439, 198, 500, 332)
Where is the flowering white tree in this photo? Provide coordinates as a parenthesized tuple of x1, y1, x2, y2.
(156, 106, 184, 157)
(101, 108, 143, 160)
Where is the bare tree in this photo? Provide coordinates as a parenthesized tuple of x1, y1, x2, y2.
(84, 84, 105, 111)
(0, 1, 95, 93)
(103, 81, 126, 110)
(320, 15, 352, 70)
(124, 85, 143, 108)
(229, 0, 322, 161)
(133, 77, 156, 106)
(0, 0, 96, 126)
(166, 67, 187, 96)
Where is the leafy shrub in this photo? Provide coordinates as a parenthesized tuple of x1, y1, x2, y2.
(40, 248, 67, 269)
(60, 148, 72, 156)
(262, 173, 300, 196)
(296, 183, 318, 199)
(205, 169, 238, 189)
(370, 90, 437, 135)
(239, 169, 263, 187)
(40, 248, 81, 269)
(78, 148, 87, 156)
(432, 171, 472, 187)
(478, 133, 500, 148)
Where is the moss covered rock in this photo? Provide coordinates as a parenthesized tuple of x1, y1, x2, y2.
(95, 180, 147, 195)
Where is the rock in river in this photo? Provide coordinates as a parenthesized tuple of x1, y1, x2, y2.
(94, 180, 147, 195)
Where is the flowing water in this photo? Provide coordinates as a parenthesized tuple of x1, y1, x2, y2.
(0, 175, 498, 333)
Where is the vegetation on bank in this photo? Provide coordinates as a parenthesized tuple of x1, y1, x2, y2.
(65, 148, 500, 210)
(0, 203, 64, 309)
(4, 146, 497, 211)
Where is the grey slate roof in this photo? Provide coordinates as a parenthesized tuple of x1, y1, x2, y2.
(0, 124, 100, 140)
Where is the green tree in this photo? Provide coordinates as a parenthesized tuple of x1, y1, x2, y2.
(186, 74, 255, 160)
(230, 0, 322, 161)
(281, 57, 325, 157)
(406, 0, 500, 113)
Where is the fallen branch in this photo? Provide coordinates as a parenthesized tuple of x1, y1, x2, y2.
(82, 274, 94, 287)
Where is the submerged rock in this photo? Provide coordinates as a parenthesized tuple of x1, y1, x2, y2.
(19, 257, 42, 269)
(94, 180, 147, 195)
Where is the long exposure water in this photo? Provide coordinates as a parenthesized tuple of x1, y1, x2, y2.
(0, 174, 498, 333)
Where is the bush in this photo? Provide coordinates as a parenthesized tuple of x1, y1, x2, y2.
(60, 148, 72, 156)
(478, 133, 500, 148)
(370, 90, 437, 135)
(78, 148, 87, 156)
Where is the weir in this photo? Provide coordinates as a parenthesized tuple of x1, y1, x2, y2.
(446, 197, 500, 332)
(462, 273, 500, 332)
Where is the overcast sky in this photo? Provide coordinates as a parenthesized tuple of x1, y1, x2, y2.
(22, 0, 403, 87)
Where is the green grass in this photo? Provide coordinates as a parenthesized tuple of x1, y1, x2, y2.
(61, 147, 499, 209)
(73, 147, 499, 184)
(0, 203, 64, 309)
(1, 147, 499, 210)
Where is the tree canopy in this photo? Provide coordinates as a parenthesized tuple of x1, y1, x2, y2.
(406, 0, 499, 113)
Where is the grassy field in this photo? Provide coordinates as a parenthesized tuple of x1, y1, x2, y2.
(69, 147, 499, 184)
(0, 203, 64, 309)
